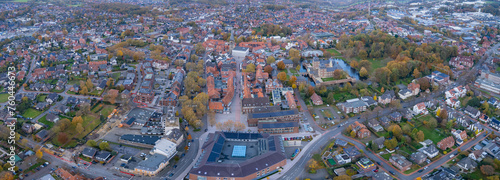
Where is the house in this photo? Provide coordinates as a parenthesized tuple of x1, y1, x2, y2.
(55, 168, 88, 180)
(398, 88, 413, 100)
(389, 154, 412, 171)
(465, 106, 480, 119)
(46, 113, 60, 122)
(490, 118, 500, 131)
(95, 151, 112, 162)
(468, 150, 485, 162)
(378, 90, 395, 105)
(373, 137, 385, 149)
(379, 116, 391, 128)
(389, 111, 402, 122)
(368, 119, 383, 132)
(410, 151, 427, 164)
(413, 102, 428, 115)
(451, 129, 467, 145)
(445, 86, 467, 99)
(344, 146, 361, 159)
(22, 124, 35, 134)
(356, 158, 376, 172)
(408, 82, 420, 96)
(82, 147, 98, 158)
(350, 121, 371, 138)
(437, 136, 455, 150)
(488, 97, 498, 106)
(479, 114, 489, 123)
(335, 154, 351, 165)
(422, 145, 439, 158)
(335, 139, 348, 147)
(36, 129, 50, 142)
(457, 157, 477, 171)
(46, 93, 58, 104)
(337, 98, 368, 114)
(311, 93, 323, 105)
(445, 97, 460, 108)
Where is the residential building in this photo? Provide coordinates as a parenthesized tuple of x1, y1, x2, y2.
(422, 145, 438, 158)
(356, 158, 376, 172)
(437, 136, 455, 150)
(410, 152, 427, 164)
(258, 122, 299, 134)
(465, 105, 481, 119)
(413, 102, 428, 115)
(335, 154, 351, 165)
(378, 90, 395, 105)
(389, 154, 412, 171)
(468, 150, 485, 162)
(337, 98, 368, 114)
(457, 157, 477, 171)
(151, 139, 177, 158)
(311, 93, 323, 105)
(350, 121, 371, 139)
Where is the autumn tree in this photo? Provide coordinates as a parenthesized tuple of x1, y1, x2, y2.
(439, 108, 448, 120)
(350, 130, 356, 137)
(333, 175, 351, 180)
(104, 89, 119, 104)
(333, 69, 345, 80)
(427, 118, 438, 129)
(481, 165, 495, 175)
(277, 61, 286, 70)
(245, 63, 256, 73)
(359, 67, 368, 79)
(413, 68, 421, 78)
(289, 48, 300, 59)
(57, 132, 69, 144)
(390, 125, 402, 139)
(277, 72, 287, 82)
(72, 116, 83, 126)
(384, 138, 398, 150)
(416, 131, 425, 142)
(234, 121, 246, 131)
(36, 149, 43, 159)
(289, 76, 297, 85)
(76, 123, 84, 134)
(267, 56, 276, 64)
(307, 86, 315, 97)
(222, 120, 235, 131)
(86, 79, 93, 90)
(359, 60, 372, 70)
(264, 65, 273, 74)
(418, 78, 431, 91)
(350, 60, 359, 69)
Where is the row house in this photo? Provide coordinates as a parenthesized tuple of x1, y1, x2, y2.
(449, 56, 474, 69)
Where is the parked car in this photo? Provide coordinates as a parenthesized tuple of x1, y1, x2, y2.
(418, 169, 423, 173)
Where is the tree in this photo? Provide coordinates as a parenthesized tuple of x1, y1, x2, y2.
(222, 120, 234, 131)
(427, 118, 438, 128)
(413, 68, 421, 78)
(481, 165, 495, 175)
(117, 50, 123, 57)
(359, 67, 368, 79)
(72, 116, 83, 126)
(390, 125, 402, 139)
(418, 78, 430, 91)
(277, 72, 287, 82)
(245, 63, 256, 73)
(358, 49, 368, 59)
(327, 92, 335, 104)
(481, 101, 490, 113)
(76, 123, 84, 134)
(266, 56, 276, 64)
(99, 142, 110, 150)
(436, 107, 441, 117)
(350, 130, 356, 137)
(264, 65, 273, 74)
(350, 60, 359, 69)
(346, 169, 357, 176)
(0, 172, 14, 180)
(308, 159, 319, 171)
(381, 87, 385, 93)
(36, 149, 43, 159)
(79, 86, 88, 95)
(439, 109, 448, 120)
(289, 76, 297, 85)
(234, 122, 246, 131)
(86, 140, 97, 147)
(384, 138, 398, 150)
(307, 86, 315, 97)
(86, 79, 93, 90)
(416, 131, 425, 142)
(57, 132, 69, 144)
(277, 61, 285, 70)
(104, 89, 119, 104)
(333, 69, 345, 80)
(359, 60, 372, 70)
(289, 48, 300, 59)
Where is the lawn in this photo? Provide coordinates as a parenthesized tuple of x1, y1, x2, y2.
(92, 104, 116, 117)
(321, 77, 336, 82)
(77, 115, 102, 139)
(380, 153, 391, 160)
(0, 93, 9, 103)
(333, 92, 357, 102)
(23, 108, 43, 118)
(463, 170, 487, 179)
(326, 49, 341, 56)
(37, 94, 47, 102)
(38, 115, 54, 129)
(417, 126, 447, 144)
(367, 58, 390, 72)
(280, 69, 289, 74)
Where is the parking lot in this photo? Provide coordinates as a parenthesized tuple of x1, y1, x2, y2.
(312, 106, 344, 128)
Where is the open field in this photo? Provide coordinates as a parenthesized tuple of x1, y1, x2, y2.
(23, 108, 42, 118)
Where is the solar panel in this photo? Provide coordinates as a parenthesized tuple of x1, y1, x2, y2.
(212, 143, 223, 154)
(239, 133, 250, 139)
(224, 132, 238, 139)
(207, 152, 219, 162)
(268, 137, 276, 151)
(216, 135, 225, 145)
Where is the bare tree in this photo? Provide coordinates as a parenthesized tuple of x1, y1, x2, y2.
(208, 111, 216, 127)
(234, 122, 246, 131)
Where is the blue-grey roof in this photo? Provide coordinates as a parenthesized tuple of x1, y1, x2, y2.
(120, 134, 160, 145)
(258, 122, 298, 129)
(248, 109, 298, 119)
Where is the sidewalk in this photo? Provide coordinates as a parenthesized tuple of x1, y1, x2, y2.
(177, 131, 209, 179)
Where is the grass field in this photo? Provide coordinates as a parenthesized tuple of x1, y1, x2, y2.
(92, 105, 116, 117)
(332, 92, 357, 102)
(326, 49, 341, 56)
(0, 93, 9, 103)
(321, 77, 336, 82)
(37, 94, 47, 102)
(23, 108, 42, 118)
(38, 115, 55, 129)
(417, 114, 445, 143)
(381, 153, 391, 160)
